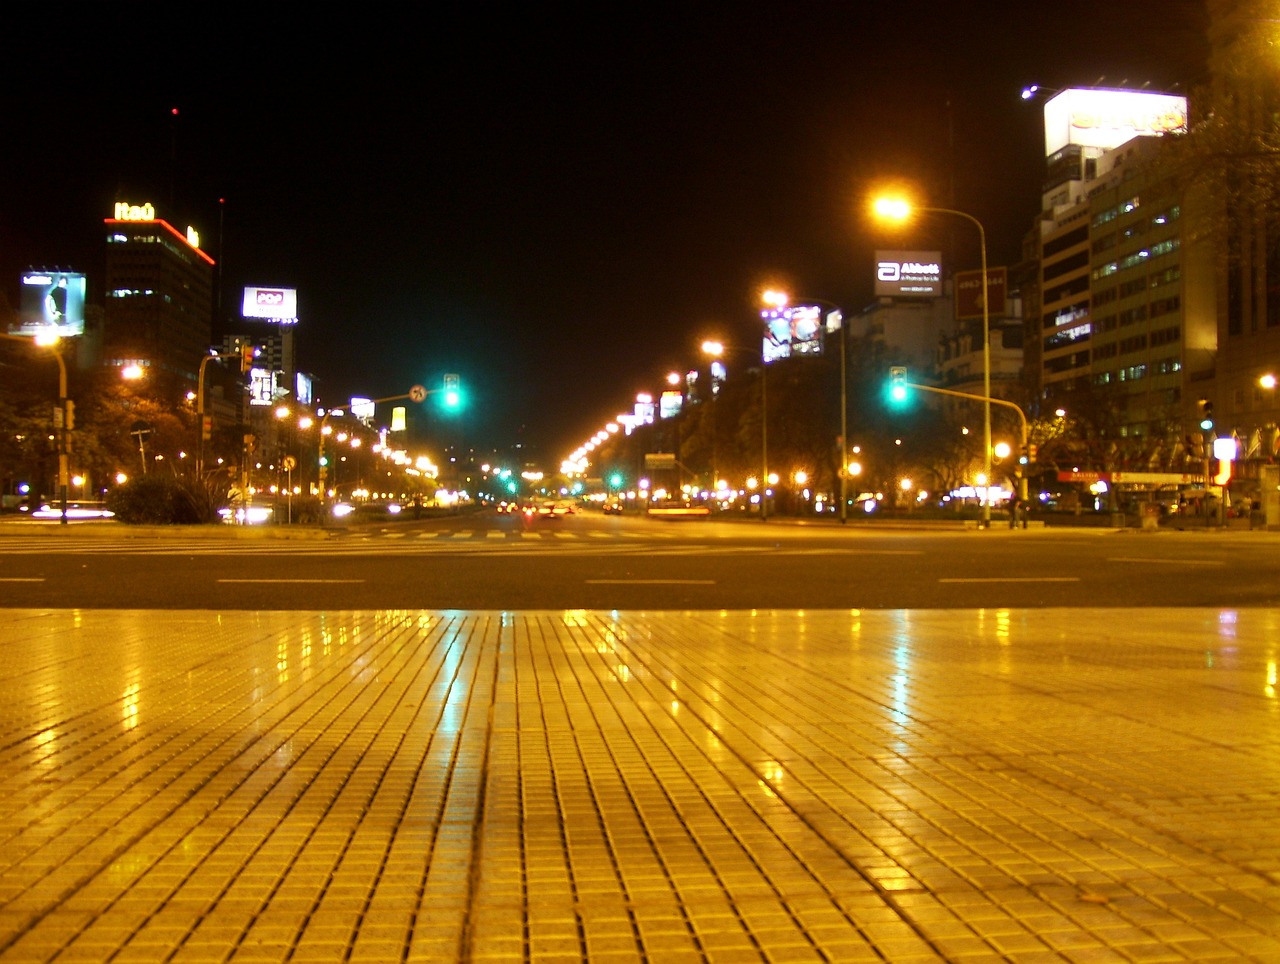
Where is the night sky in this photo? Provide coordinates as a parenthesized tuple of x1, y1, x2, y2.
(1, 3, 1210, 462)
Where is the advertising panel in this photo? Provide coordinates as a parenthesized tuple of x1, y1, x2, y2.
(295, 372, 313, 406)
(874, 251, 942, 298)
(954, 266, 1008, 319)
(633, 399, 655, 425)
(761, 304, 824, 363)
(248, 369, 277, 406)
(14, 271, 86, 337)
(350, 397, 375, 421)
(1043, 88, 1188, 156)
(659, 391, 683, 419)
(242, 286, 299, 322)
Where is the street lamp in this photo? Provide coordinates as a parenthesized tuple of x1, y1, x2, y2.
(762, 289, 848, 522)
(873, 195, 993, 527)
(702, 339, 769, 520)
(1, 332, 70, 524)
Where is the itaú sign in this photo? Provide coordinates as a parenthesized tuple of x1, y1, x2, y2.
(113, 201, 156, 221)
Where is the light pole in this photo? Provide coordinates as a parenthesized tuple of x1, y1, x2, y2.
(762, 290, 847, 522)
(873, 196, 993, 527)
(702, 339, 769, 520)
(1, 332, 70, 524)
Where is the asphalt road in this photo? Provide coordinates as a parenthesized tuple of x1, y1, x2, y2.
(1, 510, 1278, 610)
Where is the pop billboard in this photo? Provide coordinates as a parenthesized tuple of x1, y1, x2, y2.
(242, 286, 298, 322)
(875, 251, 942, 298)
(761, 304, 824, 363)
(14, 271, 86, 337)
(1043, 88, 1187, 156)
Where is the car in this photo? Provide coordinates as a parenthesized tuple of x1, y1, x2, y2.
(28, 500, 115, 520)
(602, 499, 624, 515)
(495, 500, 521, 515)
(537, 500, 575, 517)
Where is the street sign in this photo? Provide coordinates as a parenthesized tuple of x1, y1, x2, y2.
(130, 419, 152, 440)
(282, 455, 297, 471)
(645, 453, 677, 470)
(409, 384, 426, 402)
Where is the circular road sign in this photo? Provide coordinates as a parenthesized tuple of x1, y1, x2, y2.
(282, 456, 297, 471)
(409, 384, 426, 402)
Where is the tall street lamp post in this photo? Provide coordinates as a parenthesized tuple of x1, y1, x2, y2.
(701, 339, 768, 520)
(2, 332, 70, 524)
(873, 196, 993, 527)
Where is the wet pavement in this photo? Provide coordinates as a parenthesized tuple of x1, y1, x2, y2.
(1, 606, 1278, 962)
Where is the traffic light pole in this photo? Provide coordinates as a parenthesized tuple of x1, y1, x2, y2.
(196, 351, 241, 480)
(901, 380, 1029, 507)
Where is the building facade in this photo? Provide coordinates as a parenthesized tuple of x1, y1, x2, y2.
(102, 201, 215, 385)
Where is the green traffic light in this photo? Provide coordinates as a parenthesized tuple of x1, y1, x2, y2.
(887, 366, 910, 406)
(608, 473, 623, 489)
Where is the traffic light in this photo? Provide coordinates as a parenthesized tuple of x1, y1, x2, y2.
(887, 366, 909, 405)
(608, 472, 624, 489)
(240, 344, 257, 373)
(1199, 399, 1214, 431)
(442, 373, 462, 409)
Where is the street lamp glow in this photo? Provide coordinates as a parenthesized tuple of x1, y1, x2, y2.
(872, 196, 912, 222)
(1260, 373, 1277, 390)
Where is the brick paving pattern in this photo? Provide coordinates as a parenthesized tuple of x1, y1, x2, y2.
(0, 607, 1278, 962)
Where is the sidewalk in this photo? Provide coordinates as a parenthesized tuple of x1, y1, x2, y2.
(1, 607, 1278, 961)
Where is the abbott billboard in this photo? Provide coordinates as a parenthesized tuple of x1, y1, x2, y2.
(875, 251, 942, 298)
(242, 286, 298, 322)
(1044, 88, 1187, 156)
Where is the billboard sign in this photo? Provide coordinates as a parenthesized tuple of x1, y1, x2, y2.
(242, 286, 299, 322)
(875, 251, 942, 297)
(14, 271, 86, 337)
(955, 267, 1008, 319)
(761, 304, 824, 363)
(659, 390, 683, 419)
(1043, 88, 1188, 156)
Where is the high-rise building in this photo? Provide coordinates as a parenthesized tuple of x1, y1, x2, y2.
(101, 200, 215, 385)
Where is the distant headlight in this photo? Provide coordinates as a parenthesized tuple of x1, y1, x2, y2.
(331, 503, 356, 518)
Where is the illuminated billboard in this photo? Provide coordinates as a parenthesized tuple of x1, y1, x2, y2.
(761, 304, 824, 363)
(875, 251, 942, 298)
(242, 286, 299, 322)
(659, 391, 683, 419)
(955, 267, 1008, 319)
(1043, 88, 1187, 156)
(14, 271, 86, 337)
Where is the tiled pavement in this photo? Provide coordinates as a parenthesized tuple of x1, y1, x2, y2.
(1, 607, 1279, 962)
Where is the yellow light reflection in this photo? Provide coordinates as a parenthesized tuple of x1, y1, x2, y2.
(1267, 660, 1277, 700)
(562, 610, 589, 628)
(122, 684, 140, 730)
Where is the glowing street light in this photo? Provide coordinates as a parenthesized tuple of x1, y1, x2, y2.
(873, 193, 993, 527)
